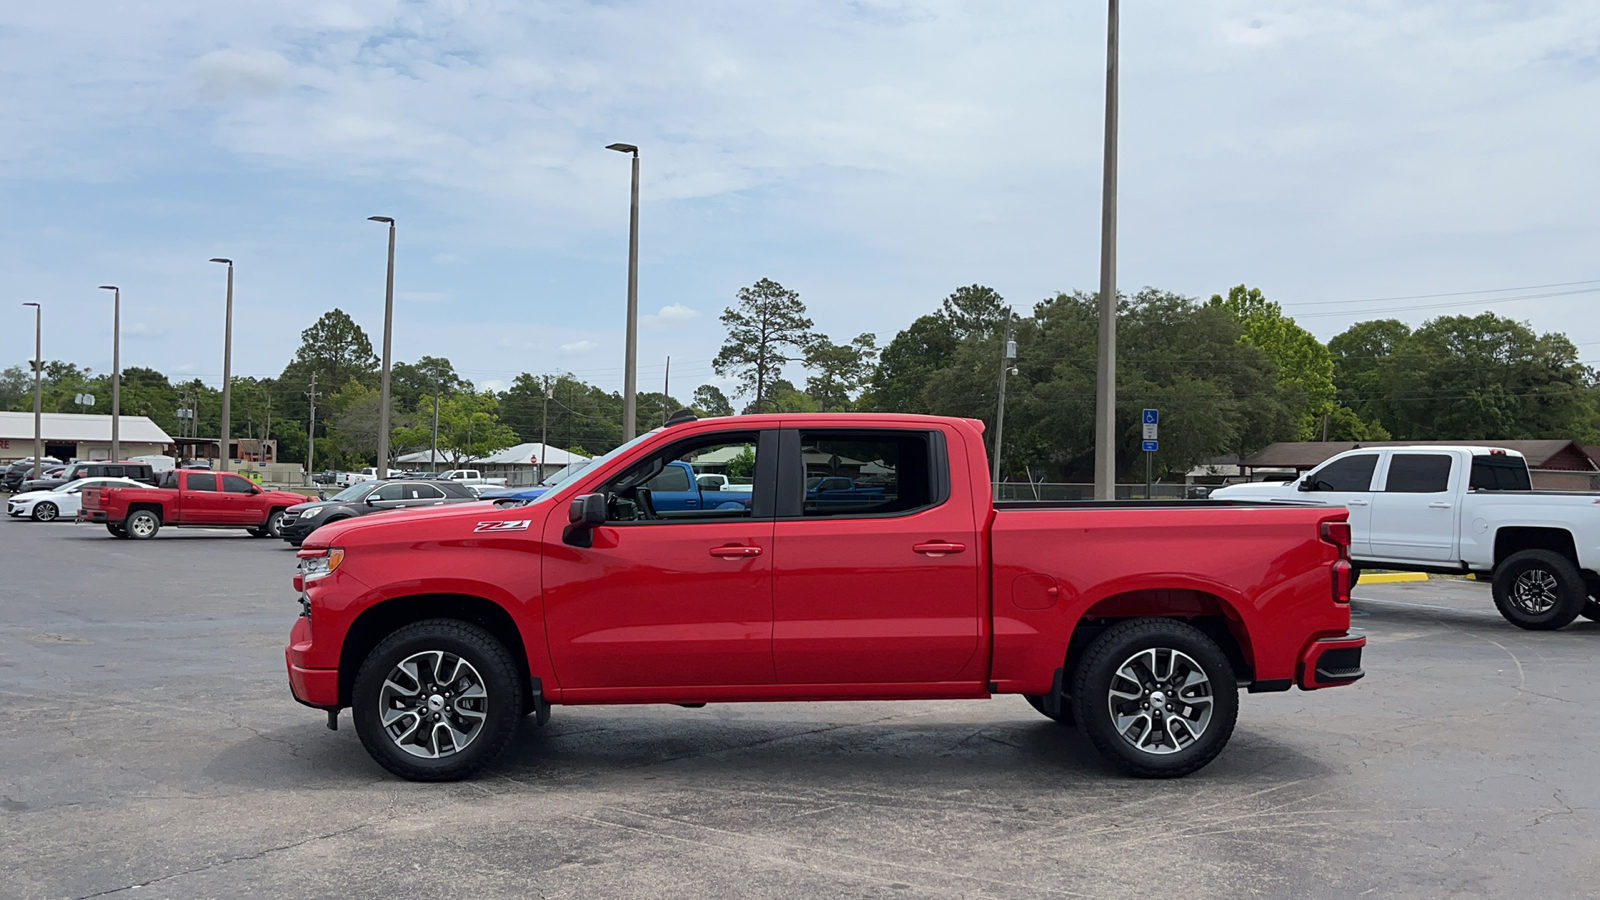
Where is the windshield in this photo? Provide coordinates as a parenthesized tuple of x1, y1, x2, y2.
(330, 482, 379, 502)
(522, 431, 658, 507)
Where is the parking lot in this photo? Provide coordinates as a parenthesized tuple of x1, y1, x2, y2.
(3, 519, 1598, 899)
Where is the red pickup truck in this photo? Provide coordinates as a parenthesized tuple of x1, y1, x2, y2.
(286, 413, 1364, 781)
(82, 469, 308, 539)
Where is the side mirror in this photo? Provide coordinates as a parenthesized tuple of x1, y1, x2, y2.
(1297, 478, 1314, 492)
(564, 493, 607, 547)
(317, 491, 328, 501)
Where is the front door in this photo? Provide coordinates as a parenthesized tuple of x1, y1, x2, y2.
(542, 429, 777, 690)
(218, 473, 263, 525)
(1369, 452, 1459, 561)
(1298, 452, 1381, 557)
(771, 427, 982, 685)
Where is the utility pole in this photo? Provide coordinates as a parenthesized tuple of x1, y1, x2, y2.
(992, 312, 1016, 491)
(430, 383, 441, 473)
(1092, 0, 1121, 501)
(663, 356, 671, 425)
(98, 286, 122, 461)
(23, 303, 41, 479)
(541, 376, 552, 482)
(368, 216, 396, 477)
(210, 258, 234, 473)
(306, 373, 319, 484)
(606, 142, 641, 439)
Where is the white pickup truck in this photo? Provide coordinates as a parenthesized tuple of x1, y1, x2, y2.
(437, 469, 507, 487)
(1211, 446, 1600, 630)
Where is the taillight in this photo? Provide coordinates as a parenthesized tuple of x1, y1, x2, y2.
(1321, 520, 1352, 604)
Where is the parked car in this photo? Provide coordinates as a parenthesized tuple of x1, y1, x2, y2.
(79, 469, 308, 539)
(804, 475, 887, 512)
(478, 460, 595, 508)
(311, 470, 340, 485)
(286, 412, 1362, 781)
(17, 466, 71, 494)
(438, 469, 508, 487)
(7, 477, 154, 522)
(279, 479, 479, 547)
(35, 461, 158, 493)
(3, 457, 63, 492)
(1209, 445, 1600, 630)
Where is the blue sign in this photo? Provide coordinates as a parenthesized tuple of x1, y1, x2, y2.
(1143, 408, 1159, 425)
(1142, 440, 1159, 452)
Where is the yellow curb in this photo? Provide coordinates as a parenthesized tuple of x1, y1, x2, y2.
(1359, 572, 1430, 584)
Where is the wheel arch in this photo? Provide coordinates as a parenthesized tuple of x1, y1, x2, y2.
(126, 502, 165, 523)
(1064, 589, 1256, 688)
(1493, 526, 1577, 569)
(338, 593, 535, 712)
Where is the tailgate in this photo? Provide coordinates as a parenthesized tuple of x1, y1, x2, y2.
(82, 488, 107, 511)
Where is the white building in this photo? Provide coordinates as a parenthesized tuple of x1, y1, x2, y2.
(395, 443, 589, 485)
(0, 411, 174, 464)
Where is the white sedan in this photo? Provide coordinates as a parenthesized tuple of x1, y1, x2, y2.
(5, 477, 153, 522)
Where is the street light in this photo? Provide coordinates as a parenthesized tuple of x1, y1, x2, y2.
(368, 216, 396, 478)
(210, 258, 234, 473)
(1093, 0, 1121, 501)
(606, 142, 641, 440)
(98, 285, 122, 461)
(22, 303, 41, 479)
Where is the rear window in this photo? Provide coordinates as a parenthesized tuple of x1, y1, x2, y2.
(1470, 456, 1531, 491)
(798, 430, 936, 517)
(1383, 454, 1453, 493)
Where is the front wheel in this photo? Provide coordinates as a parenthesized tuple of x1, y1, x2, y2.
(1071, 619, 1239, 778)
(1491, 550, 1585, 630)
(352, 619, 523, 781)
(32, 502, 59, 522)
(125, 510, 161, 540)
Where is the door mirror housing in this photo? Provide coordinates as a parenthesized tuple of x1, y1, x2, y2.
(1297, 477, 1314, 492)
(564, 493, 607, 547)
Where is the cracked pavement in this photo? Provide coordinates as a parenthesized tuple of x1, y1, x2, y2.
(2, 520, 1598, 898)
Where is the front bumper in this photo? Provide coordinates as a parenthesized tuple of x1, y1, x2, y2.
(285, 613, 339, 709)
(7, 500, 31, 517)
(279, 513, 321, 541)
(1297, 632, 1366, 690)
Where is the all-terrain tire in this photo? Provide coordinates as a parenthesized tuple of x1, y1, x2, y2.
(125, 510, 161, 540)
(352, 619, 523, 782)
(1491, 550, 1585, 631)
(1023, 693, 1075, 726)
(1070, 619, 1239, 778)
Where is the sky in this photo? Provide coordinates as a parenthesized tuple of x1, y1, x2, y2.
(3, 0, 1598, 400)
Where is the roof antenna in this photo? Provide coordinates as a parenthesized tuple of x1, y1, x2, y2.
(666, 409, 698, 426)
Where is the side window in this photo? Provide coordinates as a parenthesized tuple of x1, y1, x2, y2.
(438, 482, 473, 499)
(1384, 454, 1453, 493)
(603, 431, 762, 523)
(185, 473, 218, 491)
(221, 474, 255, 494)
(1306, 454, 1378, 492)
(372, 483, 406, 501)
(412, 484, 447, 500)
(1470, 457, 1532, 491)
(644, 464, 693, 493)
(104, 466, 125, 478)
(797, 430, 935, 517)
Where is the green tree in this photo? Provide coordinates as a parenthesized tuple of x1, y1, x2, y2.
(285, 309, 379, 396)
(871, 314, 960, 413)
(713, 278, 815, 413)
(692, 384, 733, 417)
(804, 333, 878, 411)
(391, 356, 467, 411)
(395, 389, 517, 466)
(1208, 285, 1336, 439)
(940, 285, 1008, 338)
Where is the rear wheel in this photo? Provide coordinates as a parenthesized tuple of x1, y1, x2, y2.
(31, 502, 59, 522)
(1071, 619, 1239, 778)
(352, 619, 523, 781)
(125, 510, 161, 540)
(1491, 550, 1584, 630)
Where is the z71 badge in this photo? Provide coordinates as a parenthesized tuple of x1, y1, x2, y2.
(474, 520, 532, 533)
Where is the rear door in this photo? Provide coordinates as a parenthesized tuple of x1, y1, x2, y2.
(1299, 452, 1380, 557)
(770, 426, 981, 685)
(1369, 452, 1459, 561)
(178, 471, 225, 523)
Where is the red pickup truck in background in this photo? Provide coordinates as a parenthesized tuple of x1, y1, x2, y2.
(82, 469, 308, 539)
(286, 413, 1364, 781)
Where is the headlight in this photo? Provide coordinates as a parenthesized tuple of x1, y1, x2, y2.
(300, 506, 324, 519)
(298, 547, 345, 581)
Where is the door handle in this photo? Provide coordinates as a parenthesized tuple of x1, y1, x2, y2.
(709, 545, 762, 558)
(684, 499, 698, 506)
(1429, 502, 1452, 509)
(913, 541, 967, 557)
(1347, 500, 1369, 506)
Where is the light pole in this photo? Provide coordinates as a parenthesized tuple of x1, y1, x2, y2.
(606, 142, 641, 440)
(23, 303, 42, 479)
(98, 285, 122, 461)
(209, 258, 234, 472)
(992, 312, 1016, 492)
(541, 376, 553, 482)
(368, 216, 396, 478)
(1092, 0, 1121, 501)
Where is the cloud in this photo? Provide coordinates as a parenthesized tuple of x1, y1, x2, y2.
(642, 303, 702, 328)
(195, 48, 290, 100)
(559, 340, 597, 355)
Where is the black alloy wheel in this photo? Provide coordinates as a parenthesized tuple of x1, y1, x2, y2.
(1491, 550, 1585, 631)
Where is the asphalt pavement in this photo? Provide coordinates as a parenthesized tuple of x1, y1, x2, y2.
(3, 517, 1599, 898)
